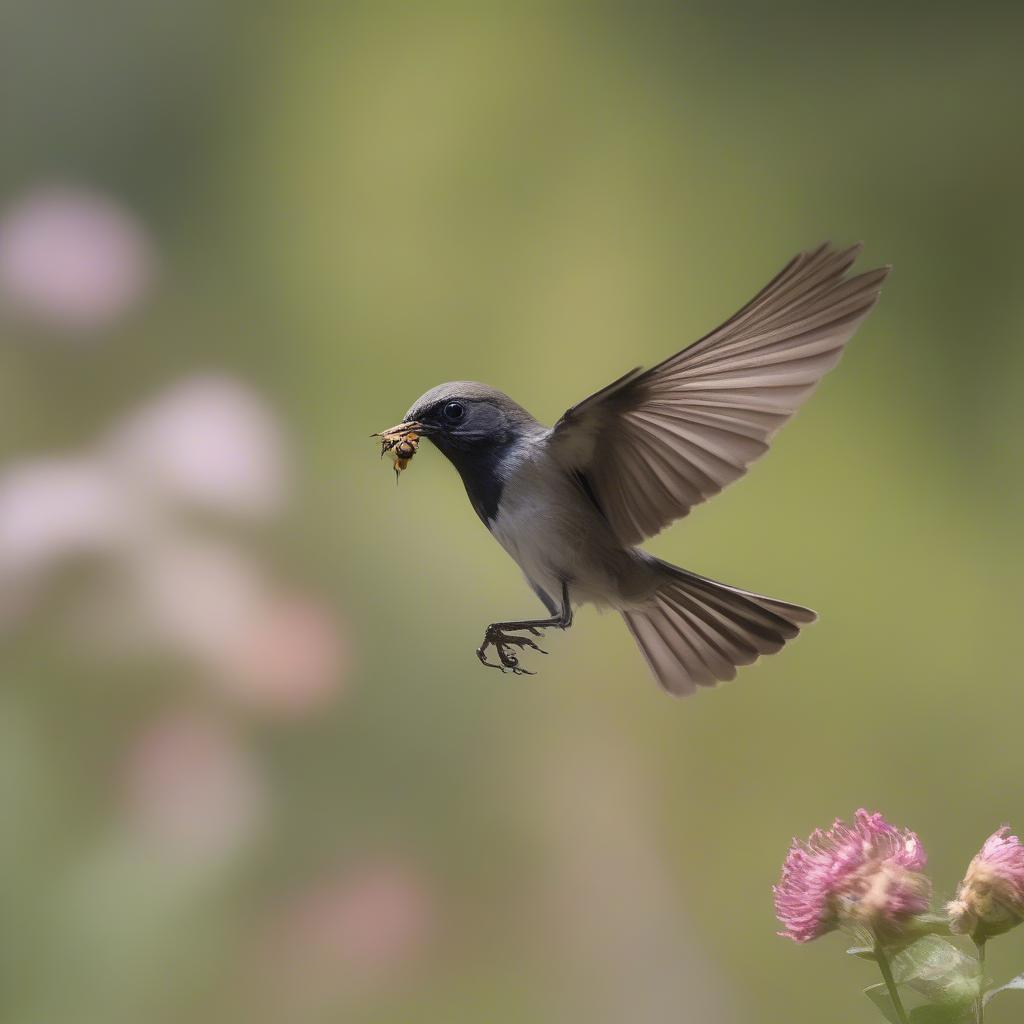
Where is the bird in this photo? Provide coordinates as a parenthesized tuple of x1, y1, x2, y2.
(374, 243, 889, 695)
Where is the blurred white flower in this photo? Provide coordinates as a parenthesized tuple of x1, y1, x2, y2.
(0, 455, 127, 581)
(122, 709, 265, 863)
(107, 375, 286, 519)
(215, 592, 347, 715)
(0, 375, 342, 718)
(0, 186, 154, 331)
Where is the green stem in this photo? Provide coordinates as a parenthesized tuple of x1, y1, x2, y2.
(875, 940, 910, 1024)
(975, 940, 986, 1024)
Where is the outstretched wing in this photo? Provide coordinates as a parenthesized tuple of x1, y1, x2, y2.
(550, 243, 889, 546)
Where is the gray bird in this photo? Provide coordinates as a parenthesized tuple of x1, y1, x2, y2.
(375, 243, 888, 695)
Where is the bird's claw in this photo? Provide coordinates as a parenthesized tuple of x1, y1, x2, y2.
(501, 633, 547, 654)
(476, 625, 548, 675)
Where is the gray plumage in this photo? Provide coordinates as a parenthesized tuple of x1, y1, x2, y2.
(380, 243, 888, 695)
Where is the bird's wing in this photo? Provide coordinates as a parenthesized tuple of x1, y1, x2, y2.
(549, 243, 889, 546)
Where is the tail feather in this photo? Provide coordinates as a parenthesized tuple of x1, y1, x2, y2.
(622, 563, 816, 696)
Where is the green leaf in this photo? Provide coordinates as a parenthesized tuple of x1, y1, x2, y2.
(891, 936, 980, 1005)
(849, 945, 878, 961)
(891, 937, 964, 982)
(908, 1004, 973, 1023)
(864, 983, 904, 1023)
(874, 914, 954, 958)
(909, 913, 955, 937)
(984, 972, 1024, 1006)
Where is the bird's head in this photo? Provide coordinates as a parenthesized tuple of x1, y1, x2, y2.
(375, 382, 541, 470)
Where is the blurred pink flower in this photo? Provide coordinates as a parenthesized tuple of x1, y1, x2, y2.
(133, 536, 268, 664)
(123, 709, 265, 862)
(130, 539, 344, 713)
(0, 187, 153, 331)
(774, 809, 930, 943)
(215, 592, 347, 715)
(0, 455, 125, 580)
(948, 827, 1024, 940)
(276, 862, 433, 977)
(107, 375, 286, 519)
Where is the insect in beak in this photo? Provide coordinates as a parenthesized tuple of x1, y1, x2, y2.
(371, 421, 425, 481)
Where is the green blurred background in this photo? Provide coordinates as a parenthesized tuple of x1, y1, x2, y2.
(0, 3, 1021, 1022)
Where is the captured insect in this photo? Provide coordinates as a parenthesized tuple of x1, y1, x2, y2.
(372, 424, 422, 481)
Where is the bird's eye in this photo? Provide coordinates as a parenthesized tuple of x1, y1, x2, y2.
(442, 401, 466, 422)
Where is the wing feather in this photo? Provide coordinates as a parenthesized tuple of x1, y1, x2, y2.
(551, 243, 889, 544)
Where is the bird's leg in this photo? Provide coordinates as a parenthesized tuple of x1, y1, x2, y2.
(477, 582, 573, 675)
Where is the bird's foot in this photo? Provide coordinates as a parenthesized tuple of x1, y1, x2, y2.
(476, 625, 547, 675)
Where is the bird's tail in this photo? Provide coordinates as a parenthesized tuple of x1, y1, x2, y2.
(621, 560, 817, 696)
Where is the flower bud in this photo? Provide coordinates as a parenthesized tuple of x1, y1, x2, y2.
(947, 827, 1024, 942)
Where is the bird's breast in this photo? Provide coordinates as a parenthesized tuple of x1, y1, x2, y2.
(489, 456, 640, 607)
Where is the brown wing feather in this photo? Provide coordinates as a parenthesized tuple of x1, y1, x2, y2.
(622, 567, 816, 695)
(552, 243, 889, 545)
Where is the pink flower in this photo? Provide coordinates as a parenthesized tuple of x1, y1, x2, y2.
(256, 860, 436, 1011)
(947, 827, 1024, 940)
(774, 809, 931, 943)
(106, 375, 286, 520)
(122, 710, 265, 863)
(214, 592, 347, 716)
(130, 537, 345, 714)
(0, 187, 153, 331)
(288, 863, 432, 972)
(267, 861, 433, 1003)
(0, 456, 125, 580)
(133, 536, 270, 667)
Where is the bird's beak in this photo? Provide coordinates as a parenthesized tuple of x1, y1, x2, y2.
(371, 420, 428, 441)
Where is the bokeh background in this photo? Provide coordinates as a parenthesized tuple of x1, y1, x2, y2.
(1, 3, 1021, 1022)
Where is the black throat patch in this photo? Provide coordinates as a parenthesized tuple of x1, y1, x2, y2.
(434, 440, 508, 528)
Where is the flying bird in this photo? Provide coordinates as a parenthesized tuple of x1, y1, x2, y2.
(375, 243, 888, 695)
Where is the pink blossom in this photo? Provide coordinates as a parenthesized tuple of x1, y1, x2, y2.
(0, 456, 126, 580)
(122, 710, 265, 863)
(255, 862, 433, 1015)
(106, 375, 286, 520)
(948, 827, 1024, 940)
(774, 809, 930, 943)
(0, 187, 153, 331)
(130, 539, 344, 713)
(133, 537, 269, 667)
(271, 861, 433, 992)
(214, 592, 347, 715)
